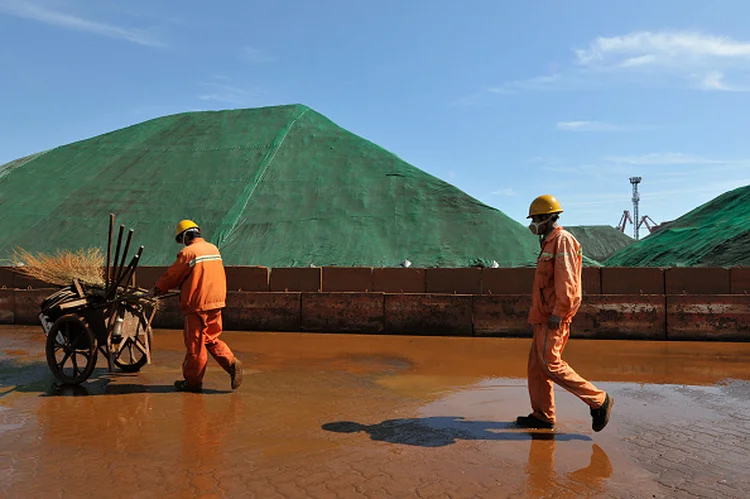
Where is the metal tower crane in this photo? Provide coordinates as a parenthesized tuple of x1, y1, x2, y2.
(630, 176, 642, 240)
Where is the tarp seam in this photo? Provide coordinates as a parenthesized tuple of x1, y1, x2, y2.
(215, 106, 310, 248)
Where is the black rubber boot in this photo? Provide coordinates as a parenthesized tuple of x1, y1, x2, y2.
(516, 414, 554, 429)
(591, 393, 614, 432)
(229, 360, 243, 390)
(174, 380, 202, 393)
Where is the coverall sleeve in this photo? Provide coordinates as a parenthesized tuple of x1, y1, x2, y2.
(552, 236, 580, 318)
(154, 251, 192, 293)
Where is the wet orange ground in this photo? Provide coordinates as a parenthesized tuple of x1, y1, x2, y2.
(2, 325, 750, 498)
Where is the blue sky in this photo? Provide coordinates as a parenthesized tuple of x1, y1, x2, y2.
(1, 1, 749, 233)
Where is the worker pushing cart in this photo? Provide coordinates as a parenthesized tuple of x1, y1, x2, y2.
(149, 220, 243, 393)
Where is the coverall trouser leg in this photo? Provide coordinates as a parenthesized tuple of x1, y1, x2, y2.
(183, 309, 236, 388)
(527, 322, 606, 423)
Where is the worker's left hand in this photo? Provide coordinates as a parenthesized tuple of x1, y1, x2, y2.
(548, 315, 562, 330)
(146, 288, 157, 298)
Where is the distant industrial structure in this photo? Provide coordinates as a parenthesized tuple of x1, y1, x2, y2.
(616, 176, 658, 240)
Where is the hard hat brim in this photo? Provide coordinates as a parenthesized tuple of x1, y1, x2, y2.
(527, 210, 563, 219)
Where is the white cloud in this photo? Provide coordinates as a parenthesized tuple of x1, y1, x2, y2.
(562, 178, 749, 208)
(485, 73, 593, 95)
(492, 188, 517, 196)
(474, 30, 750, 98)
(640, 179, 750, 200)
(696, 71, 750, 91)
(197, 80, 260, 106)
(527, 156, 563, 165)
(488, 74, 561, 93)
(0, 0, 165, 47)
(242, 47, 277, 63)
(557, 121, 624, 132)
(603, 153, 749, 165)
(575, 31, 750, 69)
(541, 163, 631, 179)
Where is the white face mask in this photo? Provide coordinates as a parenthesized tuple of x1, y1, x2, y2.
(528, 217, 549, 235)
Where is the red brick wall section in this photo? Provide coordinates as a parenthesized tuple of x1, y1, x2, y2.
(136, 267, 170, 290)
(223, 292, 301, 331)
(667, 295, 750, 340)
(472, 295, 531, 337)
(384, 294, 473, 336)
(301, 293, 384, 333)
(321, 267, 374, 292)
(425, 268, 482, 294)
(270, 268, 322, 292)
(572, 295, 666, 340)
(0, 267, 13, 288)
(582, 268, 602, 295)
(730, 268, 750, 294)
(666, 268, 731, 294)
(481, 268, 534, 295)
(372, 268, 425, 293)
(12, 273, 49, 289)
(0, 290, 14, 324)
(225, 266, 270, 291)
(150, 295, 183, 329)
(601, 267, 665, 295)
(13, 289, 55, 324)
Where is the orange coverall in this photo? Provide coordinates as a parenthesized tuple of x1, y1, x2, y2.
(155, 238, 236, 389)
(527, 226, 606, 424)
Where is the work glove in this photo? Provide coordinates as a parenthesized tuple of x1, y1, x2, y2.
(146, 288, 158, 299)
(548, 315, 562, 330)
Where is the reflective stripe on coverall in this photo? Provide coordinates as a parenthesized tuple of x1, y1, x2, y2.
(527, 226, 606, 423)
(155, 238, 236, 388)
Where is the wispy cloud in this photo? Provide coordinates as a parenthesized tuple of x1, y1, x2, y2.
(527, 156, 563, 165)
(564, 178, 750, 208)
(557, 121, 626, 132)
(130, 105, 210, 118)
(487, 74, 569, 94)
(695, 71, 750, 91)
(575, 31, 750, 69)
(0, 0, 165, 47)
(466, 30, 750, 101)
(640, 179, 750, 201)
(541, 163, 631, 178)
(198, 78, 259, 106)
(492, 188, 517, 196)
(539, 153, 750, 179)
(242, 46, 277, 64)
(603, 152, 750, 165)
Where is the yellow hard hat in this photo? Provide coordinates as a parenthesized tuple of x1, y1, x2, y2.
(528, 195, 563, 218)
(175, 219, 200, 242)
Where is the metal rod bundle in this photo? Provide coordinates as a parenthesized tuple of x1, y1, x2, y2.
(103, 215, 145, 301)
(106, 213, 114, 290)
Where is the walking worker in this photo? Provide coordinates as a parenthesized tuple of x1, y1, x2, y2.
(516, 195, 613, 432)
(150, 220, 243, 393)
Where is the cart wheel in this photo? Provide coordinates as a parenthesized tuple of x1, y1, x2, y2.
(113, 310, 149, 373)
(46, 314, 98, 385)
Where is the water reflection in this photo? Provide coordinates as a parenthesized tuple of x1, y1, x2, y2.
(527, 436, 613, 496)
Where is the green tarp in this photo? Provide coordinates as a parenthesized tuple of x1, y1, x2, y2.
(605, 184, 750, 267)
(0, 105, 542, 268)
(566, 226, 633, 263)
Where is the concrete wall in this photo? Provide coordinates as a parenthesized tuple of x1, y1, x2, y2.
(1, 266, 748, 340)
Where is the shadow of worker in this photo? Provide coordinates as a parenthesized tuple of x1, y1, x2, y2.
(322, 416, 590, 448)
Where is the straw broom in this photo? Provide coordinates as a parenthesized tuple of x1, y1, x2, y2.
(11, 247, 105, 288)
